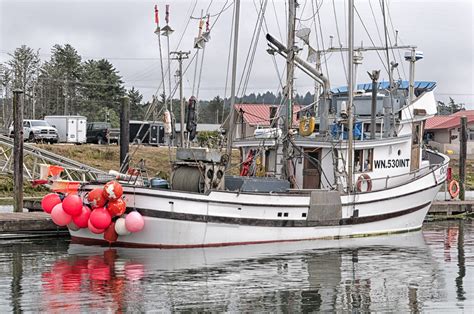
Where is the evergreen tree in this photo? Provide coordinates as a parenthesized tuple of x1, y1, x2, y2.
(40, 44, 82, 116)
(79, 59, 125, 122)
(6, 45, 41, 118)
(128, 87, 144, 120)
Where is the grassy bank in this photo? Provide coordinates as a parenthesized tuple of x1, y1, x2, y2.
(0, 144, 240, 198)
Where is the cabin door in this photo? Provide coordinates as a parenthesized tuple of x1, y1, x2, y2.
(303, 149, 321, 189)
(411, 122, 422, 171)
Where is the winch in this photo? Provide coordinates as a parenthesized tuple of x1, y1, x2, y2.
(171, 147, 228, 193)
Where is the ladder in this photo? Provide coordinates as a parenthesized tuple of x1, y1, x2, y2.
(0, 134, 109, 182)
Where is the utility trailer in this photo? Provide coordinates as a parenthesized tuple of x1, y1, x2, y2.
(44, 115, 87, 144)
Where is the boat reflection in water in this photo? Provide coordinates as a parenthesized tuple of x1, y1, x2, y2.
(37, 230, 454, 312)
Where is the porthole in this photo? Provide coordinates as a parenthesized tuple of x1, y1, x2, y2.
(398, 149, 401, 156)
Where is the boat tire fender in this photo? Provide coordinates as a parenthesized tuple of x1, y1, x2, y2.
(449, 180, 460, 199)
(356, 174, 372, 193)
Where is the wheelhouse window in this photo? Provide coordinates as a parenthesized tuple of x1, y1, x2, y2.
(354, 149, 373, 173)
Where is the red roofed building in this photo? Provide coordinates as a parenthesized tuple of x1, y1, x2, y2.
(228, 104, 302, 140)
(425, 110, 474, 154)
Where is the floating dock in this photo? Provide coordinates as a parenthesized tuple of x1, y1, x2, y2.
(0, 212, 67, 239)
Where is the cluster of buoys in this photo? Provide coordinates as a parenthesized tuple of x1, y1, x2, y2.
(41, 180, 145, 243)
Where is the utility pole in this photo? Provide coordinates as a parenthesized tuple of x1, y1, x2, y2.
(13, 90, 23, 213)
(171, 51, 190, 148)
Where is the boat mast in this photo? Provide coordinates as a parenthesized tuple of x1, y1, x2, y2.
(347, 0, 354, 191)
(282, 0, 296, 181)
(226, 0, 241, 159)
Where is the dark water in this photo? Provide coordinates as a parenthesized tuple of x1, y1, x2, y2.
(0, 220, 472, 312)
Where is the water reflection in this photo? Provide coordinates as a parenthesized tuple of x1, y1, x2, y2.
(0, 221, 472, 312)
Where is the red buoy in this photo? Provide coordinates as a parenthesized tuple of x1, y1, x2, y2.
(41, 193, 62, 214)
(103, 181, 123, 201)
(107, 198, 126, 217)
(72, 205, 91, 228)
(62, 194, 83, 217)
(103, 222, 118, 243)
(87, 188, 107, 208)
(89, 207, 112, 230)
(88, 219, 105, 234)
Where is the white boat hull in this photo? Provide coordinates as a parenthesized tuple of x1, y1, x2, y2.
(70, 153, 448, 248)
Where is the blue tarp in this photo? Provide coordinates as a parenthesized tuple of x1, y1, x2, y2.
(331, 80, 437, 94)
(331, 122, 363, 140)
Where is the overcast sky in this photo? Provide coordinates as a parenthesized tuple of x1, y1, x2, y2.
(1, 0, 473, 108)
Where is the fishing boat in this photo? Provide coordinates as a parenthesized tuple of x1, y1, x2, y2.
(69, 0, 449, 248)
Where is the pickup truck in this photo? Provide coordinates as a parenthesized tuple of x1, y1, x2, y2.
(9, 119, 59, 143)
(86, 122, 119, 144)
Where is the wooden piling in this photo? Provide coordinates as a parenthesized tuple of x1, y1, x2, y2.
(13, 90, 23, 213)
(120, 96, 130, 171)
(459, 116, 467, 200)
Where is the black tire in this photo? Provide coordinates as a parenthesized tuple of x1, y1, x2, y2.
(28, 132, 35, 142)
(97, 136, 105, 145)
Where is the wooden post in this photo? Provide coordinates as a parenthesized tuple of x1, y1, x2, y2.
(120, 97, 130, 172)
(459, 116, 467, 200)
(13, 90, 24, 213)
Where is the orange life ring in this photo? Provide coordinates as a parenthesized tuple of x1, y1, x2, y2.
(356, 174, 372, 192)
(449, 180, 460, 199)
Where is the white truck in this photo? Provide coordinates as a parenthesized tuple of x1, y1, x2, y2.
(44, 115, 87, 144)
(8, 119, 59, 143)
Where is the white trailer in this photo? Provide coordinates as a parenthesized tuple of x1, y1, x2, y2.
(44, 115, 87, 144)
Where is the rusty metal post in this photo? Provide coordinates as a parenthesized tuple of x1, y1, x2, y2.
(459, 116, 467, 200)
(13, 90, 24, 213)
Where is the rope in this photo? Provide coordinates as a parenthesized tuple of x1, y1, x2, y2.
(241, 0, 268, 97)
(331, 0, 348, 83)
(354, 6, 389, 75)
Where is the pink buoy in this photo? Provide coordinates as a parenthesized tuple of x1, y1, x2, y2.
(88, 219, 105, 234)
(51, 203, 72, 226)
(62, 194, 83, 217)
(89, 207, 112, 230)
(125, 211, 145, 233)
(41, 193, 61, 214)
(72, 206, 91, 228)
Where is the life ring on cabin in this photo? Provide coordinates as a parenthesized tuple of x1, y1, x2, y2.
(449, 180, 460, 199)
(299, 116, 315, 136)
(356, 173, 372, 192)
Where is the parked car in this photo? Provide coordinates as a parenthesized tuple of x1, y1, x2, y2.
(9, 119, 59, 143)
(87, 122, 119, 144)
(44, 115, 87, 144)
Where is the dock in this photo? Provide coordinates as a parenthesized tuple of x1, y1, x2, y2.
(0, 212, 67, 239)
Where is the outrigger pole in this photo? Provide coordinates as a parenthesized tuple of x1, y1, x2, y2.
(281, 0, 296, 182)
(347, 0, 355, 192)
(226, 0, 241, 160)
